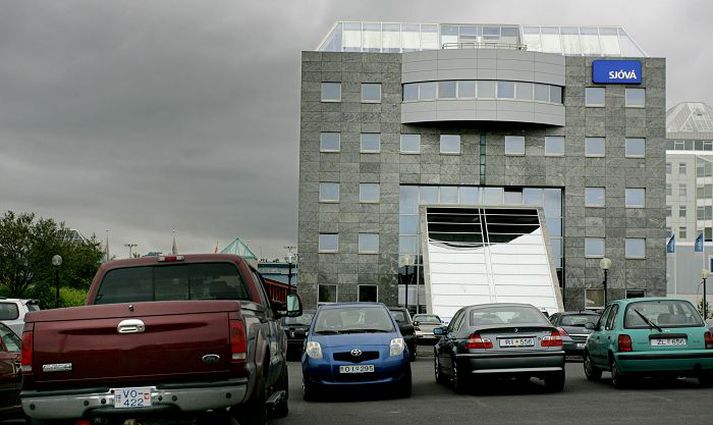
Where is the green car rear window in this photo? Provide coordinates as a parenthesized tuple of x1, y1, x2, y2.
(95, 263, 250, 304)
(624, 300, 704, 329)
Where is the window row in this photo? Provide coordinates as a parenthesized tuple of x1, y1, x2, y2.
(585, 87, 645, 107)
(317, 284, 378, 304)
(321, 82, 382, 103)
(320, 132, 647, 158)
(319, 182, 380, 203)
(665, 162, 688, 175)
(402, 80, 563, 104)
(665, 183, 689, 197)
(319, 233, 379, 254)
(584, 238, 647, 259)
(585, 187, 646, 208)
(667, 139, 713, 151)
(665, 205, 687, 218)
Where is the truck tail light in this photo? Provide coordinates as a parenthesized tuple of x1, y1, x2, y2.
(705, 331, 713, 349)
(157, 255, 184, 262)
(465, 333, 493, 349)
(230, 320, 247, 361)
(21, 330, 33, 373)
(542, 330, 564, 347)
(618, 334, 633, 352)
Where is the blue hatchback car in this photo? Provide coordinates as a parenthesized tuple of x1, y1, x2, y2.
(301, 303, 412, 400)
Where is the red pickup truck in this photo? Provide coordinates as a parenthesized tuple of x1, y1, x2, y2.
(20, 254, 301, 425)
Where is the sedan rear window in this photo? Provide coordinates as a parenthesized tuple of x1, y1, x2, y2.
(414, 315, 441, 324)
(0, 303, 19, 320)
(470, 306, 551, 326)
(560, 314, 599, 327)
(624, 300, 704, 328)
(95, 263, 249, 304)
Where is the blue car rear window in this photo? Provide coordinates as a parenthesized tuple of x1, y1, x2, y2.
(314, 306, 395, 333)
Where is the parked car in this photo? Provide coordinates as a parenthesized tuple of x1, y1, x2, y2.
(282, 309, 315, 359)
(434, 303, 566, 393)
(584, 297, 713, 388)
(413, 313, 444, 344)
(20, 254, 301, 425)
(549, 311, 600, 356)
(302, 303, 412, 400)
(388, 307, 417, 360)
(0, 298, 40, 336)
(0, 322, 22, 419)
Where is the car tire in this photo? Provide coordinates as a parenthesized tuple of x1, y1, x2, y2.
(434, 354, 447, 384)
(273, 364, 289, 418)
(234, 375, 267, 425)
(410, 344, 417, 361)
(451, 355, 468, 394)
(303, 381, 319, 402)
(583, 350, 602, 381)
(610, 357, 628, 389)
(698, 373, 713, 388)
(397, 364, 413, 398)
(544, 370, 565, 393)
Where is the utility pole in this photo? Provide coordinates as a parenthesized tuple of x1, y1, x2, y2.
(124, 243, 138, 258)
(284, 245, 297, 287)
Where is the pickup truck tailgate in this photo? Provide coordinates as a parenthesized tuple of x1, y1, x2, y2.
(29, 301, 240, 389)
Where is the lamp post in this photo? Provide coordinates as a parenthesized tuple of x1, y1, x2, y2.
(402, 255, 414, 311)
(52, 255, 62, 308)
(285, 253, 296, 287)
(599, 257, 612, 308)
(124, 243, 138, 258)
(702, 269, 710, 319)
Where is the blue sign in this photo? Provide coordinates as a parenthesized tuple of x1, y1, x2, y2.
(592, 60, 642, 84)
(696, 233, 705, 253)
(666, 235, 675, 253)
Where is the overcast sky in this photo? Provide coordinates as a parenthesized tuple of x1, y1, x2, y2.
(0, 0, 709, 260)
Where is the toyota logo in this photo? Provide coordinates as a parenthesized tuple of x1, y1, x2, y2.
(350, 348, 362, 357)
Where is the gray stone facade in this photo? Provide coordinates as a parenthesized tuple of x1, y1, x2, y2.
(298, 50, 666, 311)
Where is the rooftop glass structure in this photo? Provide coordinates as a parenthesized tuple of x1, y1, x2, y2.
(667, 102, 713, 141)
(317, 22, 646, 57)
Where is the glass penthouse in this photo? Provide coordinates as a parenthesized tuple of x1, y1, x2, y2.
(297, 22, 666, 312)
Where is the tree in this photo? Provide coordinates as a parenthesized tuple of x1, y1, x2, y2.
(699, 298, 712, 320)
(0, 211, 104, 302)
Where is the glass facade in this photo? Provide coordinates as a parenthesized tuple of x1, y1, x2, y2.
(403, 80, 563, 105)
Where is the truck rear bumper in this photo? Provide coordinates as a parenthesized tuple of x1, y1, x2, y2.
(21, 378, 248, 420)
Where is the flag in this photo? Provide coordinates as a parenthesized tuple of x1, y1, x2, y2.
(214, 241, 220, 254)
(695, 233, 704, 253)
(666, 234, 675, 253)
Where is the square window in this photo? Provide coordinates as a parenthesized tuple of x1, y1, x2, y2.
(505, 135, 525, 156)
(358, 285, 378, 302)
(320, 132, 340, 152)
(458, 81, 476, 98)
(666, 162, 672, 174)
(625, 88, 645, 107)
(666, 183, 672, 196)
(550, 86, 563, 104)
(403, 84, 418, 102)
(625, 188, 645, 208)
(440, 186, 459, 203)
(679, 184, 687, 197)
(319, 182, 340, 203)
(679, 227, 687, 239)
(361, 83, 382, 103)
(585, 87, 605, 107)
(545, 136, 565, 156)
(585, 288, 605, 309)
(360, 183, 380, 203)
(585, 187, 605, 207)
(318, 234, 339, 253)
(625, 238, 646, 259)
(534, 84, 549, 102)
(400, 134, 421, 154)
(321, 82, 341, 102)
(625, 138, 645, 158)
(438, 81, 456, 99)
(666, 206, 672, 217)
(318, 284, 337, 303)
(497, 81, 515, 99)
(440, 135, 461, 154)
(358, 233, 379, 254)
(360, 133, 381, 153)
(585, 238, 605, 258)
(420, 82, 437, 100)
(679, 163, 687, 175)
(477, 81, 496, 98)
(515, 82, 533, 100)
(679, 206, 687, 218)
(585, 137, 605, 157)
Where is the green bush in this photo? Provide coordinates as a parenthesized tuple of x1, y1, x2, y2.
(61, 287, 88, 307)
(25, 282, 87, 309)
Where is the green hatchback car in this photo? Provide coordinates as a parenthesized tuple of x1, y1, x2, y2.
(583, 297, 713, 388)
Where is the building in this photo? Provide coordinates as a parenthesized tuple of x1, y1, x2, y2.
(665, 102, 713, 308)
(298, 22, 666, 312)
(258, 260, 299, 286)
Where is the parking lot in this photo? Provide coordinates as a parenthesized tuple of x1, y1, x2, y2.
(276, 348, 713, 425)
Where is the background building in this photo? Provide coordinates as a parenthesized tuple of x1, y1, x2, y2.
(298, 22, 666, 312)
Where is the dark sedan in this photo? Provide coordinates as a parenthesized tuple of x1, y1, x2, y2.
(549, 311, 600, 357)
(389, 307, 417, 361)
(282, 309, 315, 359)
(434, 303, 566, 393)
(0, 322, 21, 419)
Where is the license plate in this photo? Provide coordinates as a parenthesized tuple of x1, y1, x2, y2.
(339, 365, 375, 373)
(650, 338, 687, 347)
(113, 387, 153, 409)
(499, 337, 535, 348)
(576, 343, 586, 349)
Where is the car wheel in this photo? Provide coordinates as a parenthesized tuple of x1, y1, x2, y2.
(273, 364, 289, 418)
(610, 357, 628, 389)
(583, 350, 602, 381)
(544, 370, 565, 393)
(434, 354, 447, 384)
(410, 344, 417, 361)
(698, 372, 713, 388)
(234, 375, 267, 425)
(397, 364, 413, 398)
(303, 381, 319, 402)
(451, 355, 468, 394)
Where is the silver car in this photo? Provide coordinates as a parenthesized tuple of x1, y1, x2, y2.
(0, 298, 40, 336)
(413, 314, 444, 343)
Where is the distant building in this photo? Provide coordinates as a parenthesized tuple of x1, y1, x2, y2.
(258, 260, 299, 286)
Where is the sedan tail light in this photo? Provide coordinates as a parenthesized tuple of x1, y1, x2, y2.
(541, 330, 563, 347)
(465, 333, 493, 349)
(705, 331, 713, 349)
(618, 334, 633, 352)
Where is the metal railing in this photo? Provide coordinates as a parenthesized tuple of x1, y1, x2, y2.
(441, 42, 528, 51)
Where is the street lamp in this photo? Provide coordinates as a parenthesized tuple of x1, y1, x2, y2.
(284, 253, 296, 287)
(701, 269, 710, 319)
(599, 257, 612, 308)
(52, 255, 62, 308)
(402, 255, 415, 311)
(124, 243, 138, 258)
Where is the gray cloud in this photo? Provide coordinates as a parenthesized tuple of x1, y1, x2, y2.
(0, 0, 709, 259)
